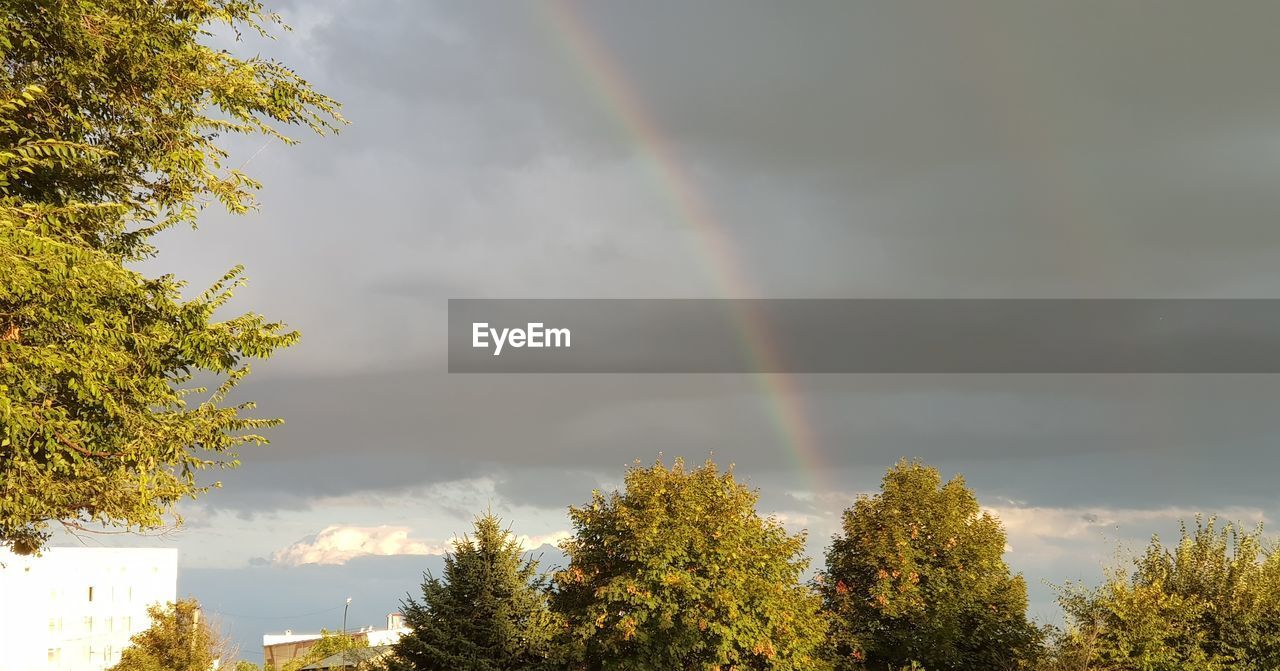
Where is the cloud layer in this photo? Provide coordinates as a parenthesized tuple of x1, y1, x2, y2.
(272, 526, 448, 566)
(269, 524, 574, 567)
(97, 0, 1280, 658)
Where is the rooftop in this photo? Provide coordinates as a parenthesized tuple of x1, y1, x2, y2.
(301, 645, 393, 670)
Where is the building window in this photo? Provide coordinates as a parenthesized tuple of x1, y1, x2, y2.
(47, 648, 59, 664)
(123, 616, 132, 632)
(83, 616, 93, 633)
(87, 585, 94, 602)
(105, 616, 114, 632)
(48, 618, 55, 633)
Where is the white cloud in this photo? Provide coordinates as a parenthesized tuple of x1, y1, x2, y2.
(771, 511, 813, 527)
(272, 525, 449, 566)
(271, 525, 575, 566)
(985, 503, 1271, 563)
(513, 530, 572, 550)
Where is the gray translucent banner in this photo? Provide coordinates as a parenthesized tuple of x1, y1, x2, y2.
(448, 299, 1280, 373)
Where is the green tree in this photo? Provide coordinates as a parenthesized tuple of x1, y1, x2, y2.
(552, 458, 828, 671)
(0, 0, 342, 553)
(110, 598, 225, 671)
(382, 513, 560, 671)
(281, 630, 368, 671)
(1056, 517, 1280, 671)
(821, 460, 1038, 671)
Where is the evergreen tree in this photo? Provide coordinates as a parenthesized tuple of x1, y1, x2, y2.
(382, 513, 560, 671)
(0, 0, 342, 553)
(821, 460, 1038, 671)
(552, 458, 828, 671)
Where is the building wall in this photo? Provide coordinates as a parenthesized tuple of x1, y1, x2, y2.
(262, 636, 320, 669)
(0, 547, 179, 671)
(262, 626, 409, 668)
(363, 627, 409, 647)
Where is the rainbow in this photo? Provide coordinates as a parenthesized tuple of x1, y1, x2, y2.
(538, 1, 831, 498)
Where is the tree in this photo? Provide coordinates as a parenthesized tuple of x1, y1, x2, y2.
(382, 513, 560, 671)
(280, 630, 368, 671)
(110, 598, 229, 671)
(821, 460, 1038, 671)
(0, 0, 342, 553)
(552, 458, 828, 671)
(1056, 517, 1280, 671)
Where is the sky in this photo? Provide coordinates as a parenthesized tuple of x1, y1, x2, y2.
(48, 0, 1280, 661)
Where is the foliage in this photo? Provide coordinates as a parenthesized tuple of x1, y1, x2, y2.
(381, 513, 560, 671)
(0, 0, 342, 553)
(552, 458, 829, 671)
(821, 460, 1038, 671)
(109, 598, 226, 671)
(1056, 517, 1280, 671)
(280, 630, 368, 671)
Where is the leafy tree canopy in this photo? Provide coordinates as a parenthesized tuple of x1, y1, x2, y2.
(110, 598, 225, 671)
(1057, 517, 1280, 671)
(552, 458, 828, 671)
(821, 460, 1038, 671)
(0, 0, 342, 553)
(383, 513, 560, 671)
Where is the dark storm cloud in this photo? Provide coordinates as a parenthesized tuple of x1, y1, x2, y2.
(192, 0, 1280, 321)
(133, 0, 1280, 531)
(493, 468, 609, 510)
(210, 368, 1280, 516)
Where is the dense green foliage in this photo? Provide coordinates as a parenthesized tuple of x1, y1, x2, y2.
(821, 460, 1038, 671)
(383, 514, 560, 671)
(109, 599, 223, 671)
(552, 459, 829, 671)
(0, 0, 342, 553)
(361, 462, 1280, 671)
(108, 461, 1280, 671)
(1054, 518, 1280, 671)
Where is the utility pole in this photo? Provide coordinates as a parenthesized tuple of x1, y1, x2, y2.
(342, 597, 352, 670)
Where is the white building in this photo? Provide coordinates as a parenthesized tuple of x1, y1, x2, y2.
(0, 547, 178, 671)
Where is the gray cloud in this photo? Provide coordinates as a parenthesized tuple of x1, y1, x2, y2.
(202, 369, 1280, 518)
(103, 0, 1280, 635)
